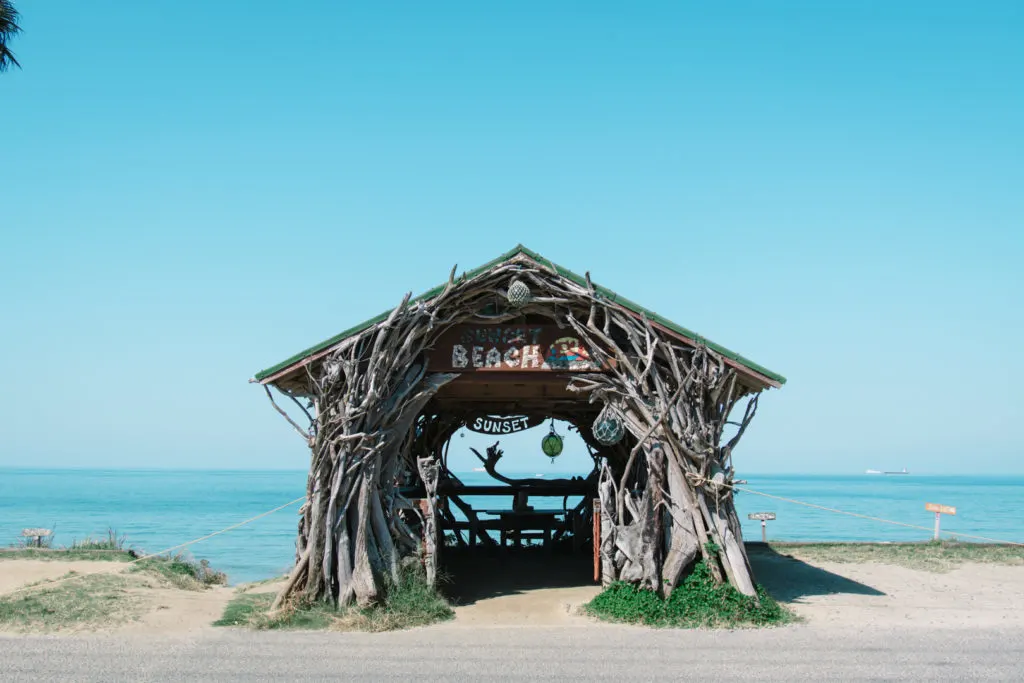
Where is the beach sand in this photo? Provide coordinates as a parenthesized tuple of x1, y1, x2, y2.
(440, 548, 1024, 629)
(752, 549, 1024, 629)
(2, 551, 1023, 633)
(0, 557, 233, 636)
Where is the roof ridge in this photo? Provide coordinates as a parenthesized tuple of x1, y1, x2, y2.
(252, 245, 785, 386)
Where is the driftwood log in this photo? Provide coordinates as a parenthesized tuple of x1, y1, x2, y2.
(469, 442, 594, 489)
(264, 253, 771, 608)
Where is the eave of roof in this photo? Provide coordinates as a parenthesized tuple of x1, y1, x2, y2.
(252, 245, 786, 387)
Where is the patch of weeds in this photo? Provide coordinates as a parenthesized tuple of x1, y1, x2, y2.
(2, 529, 137, 562)
(214, 592, 277, 627)
(133, 554, 227, 590)
(346, 564, 454, 632)
(0, 547, 135, 562)
(71, 529, 128, 551)
(216, 564, 453, 632)
(0, 573, 142, 633)
(585, 561, 793, 629)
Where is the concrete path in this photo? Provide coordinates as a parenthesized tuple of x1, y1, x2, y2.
(2, 623, 1021, 681)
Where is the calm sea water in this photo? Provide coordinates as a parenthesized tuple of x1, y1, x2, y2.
(2, 468, 1021, 584)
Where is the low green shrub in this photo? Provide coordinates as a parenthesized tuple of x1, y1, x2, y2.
(586, 561, 791, 629)
(217, 563, 452, 632)
(134, 554, 227, 589)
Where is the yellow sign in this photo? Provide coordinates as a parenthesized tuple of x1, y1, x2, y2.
(925, 502, 956, 515)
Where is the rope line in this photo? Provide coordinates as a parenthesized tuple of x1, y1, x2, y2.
(733, 485, 1024, 547)
(4, 485, 1021, 599)
(0, 495, 306, 599)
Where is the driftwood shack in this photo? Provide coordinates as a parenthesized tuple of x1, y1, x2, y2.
(252, 245, 785, 608)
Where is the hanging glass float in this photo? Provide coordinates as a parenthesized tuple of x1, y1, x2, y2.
(592, 406, 626, 446)
(506, 278, 532, 308)
(541, 420, 564, 462)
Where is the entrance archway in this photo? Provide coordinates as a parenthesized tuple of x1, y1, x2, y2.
(437, 418, 600, 608)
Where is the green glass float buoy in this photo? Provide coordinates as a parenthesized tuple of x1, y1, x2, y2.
(541, 420, 564, 462)
(593, 407, 625, 446)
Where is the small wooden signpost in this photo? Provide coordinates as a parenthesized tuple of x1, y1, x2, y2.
(747, 512, 776, 542)
(21, 528, 52, 547)
(925, 502, 956, 540)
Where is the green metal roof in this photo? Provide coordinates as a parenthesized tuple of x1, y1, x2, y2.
(253, 245, 786, 386)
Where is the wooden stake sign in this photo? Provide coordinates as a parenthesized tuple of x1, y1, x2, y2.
(925, 502, 956, 540)
(21, 528, 52, 548)
(747, 512, 776, 543)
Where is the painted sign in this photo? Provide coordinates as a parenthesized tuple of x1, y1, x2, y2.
(465, 415, 545, 435)
(747, 512, 776, 521)
(429, 325, 607, 372)
(926, 502, 956, 540)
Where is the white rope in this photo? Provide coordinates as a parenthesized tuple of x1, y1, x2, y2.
(0, 495, 307, 599)
(733, 485, 1024, 547)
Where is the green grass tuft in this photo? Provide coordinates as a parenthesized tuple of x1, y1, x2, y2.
(585, 561, 792, 629)
(213, 592, 335, 629)
(216, 564, 453, 632)
(0, 573, 141, 632)
(132, 554, 227, 590)
(70, 529, 128, 551)
(0, 547, 135, 562)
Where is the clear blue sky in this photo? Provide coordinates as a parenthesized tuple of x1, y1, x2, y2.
(2, 1, 1021, 474)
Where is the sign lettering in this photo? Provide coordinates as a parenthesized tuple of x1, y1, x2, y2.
(430, 325, 608, 373)
(747, 512, 776, 521)
(925, 503, 956, 516)
(465, 415, 545, 435)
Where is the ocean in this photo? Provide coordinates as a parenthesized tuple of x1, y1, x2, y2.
(2, 468, 1022, 585)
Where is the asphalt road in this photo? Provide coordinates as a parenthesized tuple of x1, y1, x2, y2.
(2, 623, 1022, 681)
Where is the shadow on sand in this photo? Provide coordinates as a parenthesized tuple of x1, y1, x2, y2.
(748, 544, 886, 601)
(440, 543, 885, 607)
(440, 546, 595, 607)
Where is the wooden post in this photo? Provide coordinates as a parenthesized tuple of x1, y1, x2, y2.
(21, 529, 52, 548)
(925, 503, 956, 542)
(592, 498, 600, 583)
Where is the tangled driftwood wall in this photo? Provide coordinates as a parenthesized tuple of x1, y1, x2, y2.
(257, 249, 781, 609)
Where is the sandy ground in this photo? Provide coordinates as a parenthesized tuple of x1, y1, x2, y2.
(750, 548, 1024, 629)
(440, 549, 602, 626)
(0, 558, 233, 636)
(449, 584, 602, 626)
(0, 560, 122, 596)
(440, 547, 1024, 630)
(3, 549, 1024, 634)
(128, 585, 233, 635)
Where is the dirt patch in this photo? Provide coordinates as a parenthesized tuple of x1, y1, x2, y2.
(440, 547, 1024, 629)
(0, 557, 233, 636)
(129, 585, 234, 635)
(0, 559, 123, 596)
(449, 584, 601, 625)
(440, 549, 601, 626)
(750, 547, 1024, 628)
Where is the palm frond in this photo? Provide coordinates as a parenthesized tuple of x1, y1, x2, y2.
(0, 45, 18, 72)
(0, 0, 21, 72)
(0, 0, 20, 38)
